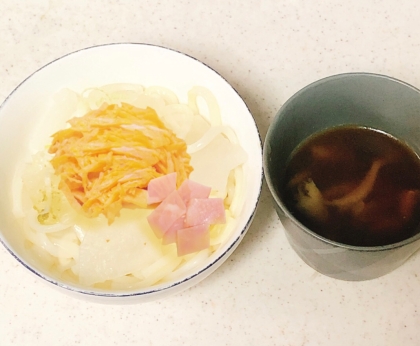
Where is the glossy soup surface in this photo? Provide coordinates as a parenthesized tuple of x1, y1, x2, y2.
(283, 126, 420, 246)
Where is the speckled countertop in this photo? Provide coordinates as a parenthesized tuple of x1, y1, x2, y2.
(1, 1, 420, 345)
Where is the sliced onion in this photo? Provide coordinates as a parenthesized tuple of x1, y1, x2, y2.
(187, 126, 238, 154)
(110, 274, 143, 290)
(71, 263, 79, 276)
(229, 166, 245, 218)
(72, 224, 85, 242)
(55, 257, 75, 273)
(52, 88, 79, 118)
(25, 242, 55, 269)
(145, 86, 179, 105)
(130, 94, 165, 114)
(183, 113, 211, 145)
(132, 253, 182, 287)
(84, 88, 110, 110)
(224, 169, 236, 207)
(210, 213, 236, 247)
(163, 248, 210, 282)
(107, 90, 141, 105)
(49, 231, 80, 260)
(11, 161, 26, 218)
(23, 223, 62, 258)
(100, 83, 145, 94)
(189, 133, 247, 196)
(160, 104, 194, 139)
(26, 208, 74, 233)
(188, 86, 222, 126)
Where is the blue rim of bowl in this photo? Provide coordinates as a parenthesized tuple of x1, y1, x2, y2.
(263, 71, 420, 253)
(0, 42, 264, 298)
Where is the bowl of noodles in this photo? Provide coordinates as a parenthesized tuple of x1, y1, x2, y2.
(0, 43, 262, 302)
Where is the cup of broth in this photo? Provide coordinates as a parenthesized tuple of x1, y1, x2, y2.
(264, 72, 420, 280)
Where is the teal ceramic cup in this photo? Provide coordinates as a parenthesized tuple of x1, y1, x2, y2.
(263, 73, 420, 281)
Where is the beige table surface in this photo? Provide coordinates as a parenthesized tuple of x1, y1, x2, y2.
(1, 1, 420, 345)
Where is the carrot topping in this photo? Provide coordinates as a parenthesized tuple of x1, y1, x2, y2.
(48, 103, 193, 224)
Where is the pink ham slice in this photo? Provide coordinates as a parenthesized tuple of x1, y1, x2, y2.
(146, 176, 226, 256)
(147, 172, 177, 204)
(177, 224, 210, 256)
(178, 179, 211, 203)
(185, 198, 226, 227)
(162, 216, 185, 245)
(147, 190, 186, 239)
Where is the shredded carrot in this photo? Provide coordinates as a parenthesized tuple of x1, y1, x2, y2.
(48, 103, 193, 224)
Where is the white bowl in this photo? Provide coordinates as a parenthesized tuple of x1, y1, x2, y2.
(0, 43, 263, 303)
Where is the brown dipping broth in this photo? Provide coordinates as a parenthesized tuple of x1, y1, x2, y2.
(283, 126, 420, 247)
